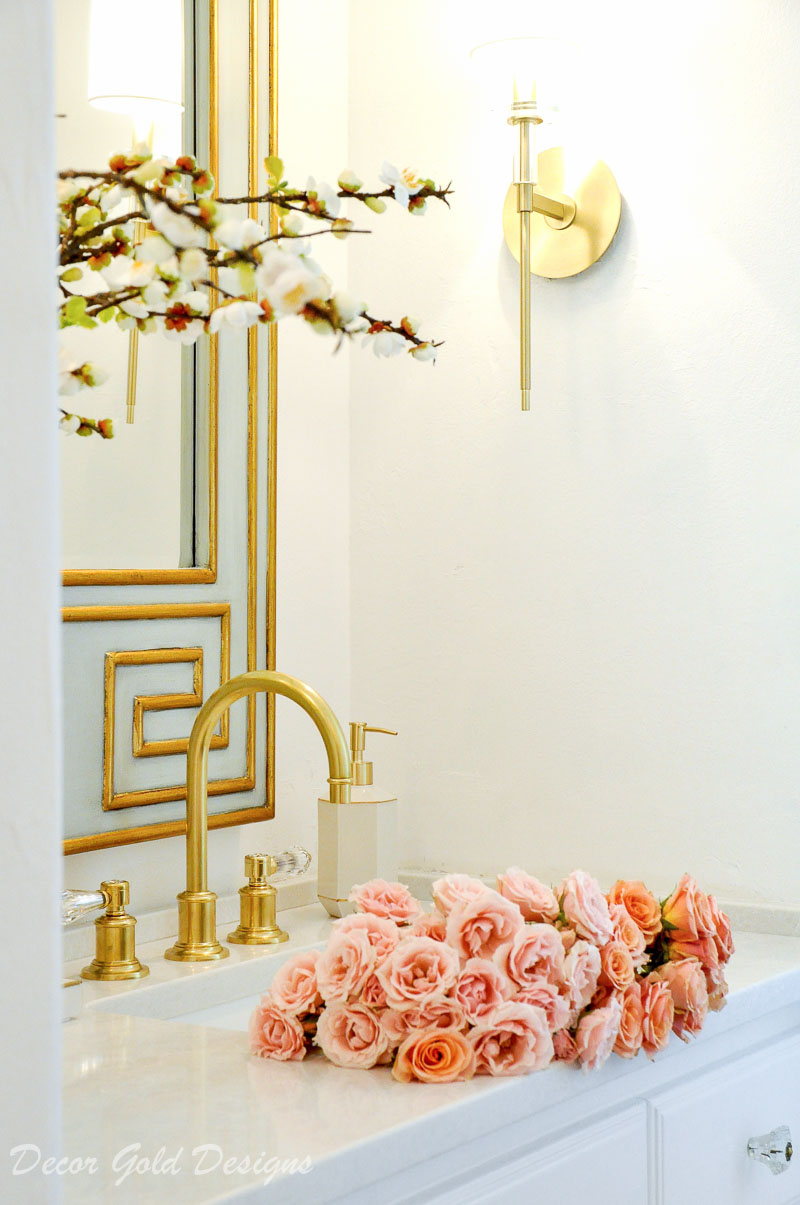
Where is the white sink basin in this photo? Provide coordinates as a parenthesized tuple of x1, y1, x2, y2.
(80, 905, 332, 1030)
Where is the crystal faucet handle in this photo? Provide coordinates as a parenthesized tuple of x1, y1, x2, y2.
(61, 888, 108, 926)
(244, 846, 311, 885)
(747, 1126, 793, 1175)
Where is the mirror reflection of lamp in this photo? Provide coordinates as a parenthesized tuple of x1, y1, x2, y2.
(87, 0, 184, 423)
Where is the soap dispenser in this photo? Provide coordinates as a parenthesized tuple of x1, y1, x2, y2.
(318, 722, 398, 917)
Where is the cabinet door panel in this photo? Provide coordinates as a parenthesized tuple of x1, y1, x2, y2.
(428, 1105, 648, 1205)
(652, 1034, 800, 1205)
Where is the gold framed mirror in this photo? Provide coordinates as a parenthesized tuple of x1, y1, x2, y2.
(60, 0, 278, 853)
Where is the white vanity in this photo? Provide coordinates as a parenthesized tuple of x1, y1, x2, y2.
(61, 904, 800, 1204)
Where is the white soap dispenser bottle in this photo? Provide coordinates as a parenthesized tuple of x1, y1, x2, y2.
(317, 722, 398, 917)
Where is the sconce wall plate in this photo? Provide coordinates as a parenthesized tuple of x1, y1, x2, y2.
(502, 147, 621, 279)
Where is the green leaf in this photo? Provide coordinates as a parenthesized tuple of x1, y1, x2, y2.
(63, 295, 88, 325)
(97, 306, 117, 324)
(60, 267, 82, 284)
(264, 155, 284, 184)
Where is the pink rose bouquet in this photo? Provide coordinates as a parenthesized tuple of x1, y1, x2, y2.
(249, 870, 733, 1083)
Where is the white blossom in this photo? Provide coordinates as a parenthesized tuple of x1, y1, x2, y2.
(378, 162, 423, 211)
(365, 329, 406, 358)
(333, 291, 364, 325)
(410, 341, 437, 362)
(306, 176, 341, 218)
(149, 201, 206, 249)
(207, 300, 263, 334)
(178, 248, 208, 281)
(214, 217, 266, 251)
(59, 413, 81, 434)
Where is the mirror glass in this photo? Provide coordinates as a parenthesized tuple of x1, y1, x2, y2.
(56, 0, 206, 571)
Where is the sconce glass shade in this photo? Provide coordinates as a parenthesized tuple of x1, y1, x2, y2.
(470, 37, 572, 123)
(87, 0, 183, 131)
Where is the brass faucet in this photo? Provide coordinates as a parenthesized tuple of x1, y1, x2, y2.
(165, 670, 351, 962)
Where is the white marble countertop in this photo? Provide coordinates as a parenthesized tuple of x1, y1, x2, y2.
(60, 905, 800, 1204)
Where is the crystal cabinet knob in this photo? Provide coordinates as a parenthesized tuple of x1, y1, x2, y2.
(747, 1126, 793, 1175)
(269, 845, 312, 880)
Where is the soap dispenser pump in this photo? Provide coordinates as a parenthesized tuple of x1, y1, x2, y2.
(318, 722, 398, 917)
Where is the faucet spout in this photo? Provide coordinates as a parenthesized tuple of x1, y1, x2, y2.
(165, 670, 351, 962)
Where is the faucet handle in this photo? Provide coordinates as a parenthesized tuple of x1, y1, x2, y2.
(61, 887, 109, 926)
(270, 845, 312, 879)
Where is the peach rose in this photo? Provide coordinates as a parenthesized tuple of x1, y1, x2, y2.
(563, 939, 602, 1021)
(315, 930, 375, 1004)
(377, 935, 459, 1008)
(559, 870, 614, 946)
(446, 890, 524, 961)
(348, 879, 421, 925)
(608, 879, 662, 943)
(516, 980, 570, 1033)
(469, 1002, 554, 1076)
(640, 978, 674, 1057)
(552, 1028, 579, 1063)
(496, 923, 565, 989)
(705, 964, 729, 1012)
(269, 949, 321, 1015)
(431, 873, 490, 916)
(496, 868, 559, 923)
(598, 939, 635, 992)
(393, 1027, 476, 1083)
(381, 1000, 467, 1046)
(662, 873, 713, 941)
(315, 1002, 389, 1069)
(454, 958, 511, 1023)
(333, 911, 401, 963)
(656, 958, 709, 1039)
(408, 909, 448, 942)
(708, 895, 734, 964)
(668, 934, 719, 972)
(249, 1001, 306, 1061)
(575, 998, 622, 1072)
(609, 902, 647, 969)
(613, 983, 644, 1059)
(361, 973, 388, 1009)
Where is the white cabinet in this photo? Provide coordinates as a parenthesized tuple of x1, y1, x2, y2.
(650, 1035, 800, 1205)
(426, 1106, 649, 1205)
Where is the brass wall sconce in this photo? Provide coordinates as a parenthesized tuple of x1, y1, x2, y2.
(471, 37, 621, 410)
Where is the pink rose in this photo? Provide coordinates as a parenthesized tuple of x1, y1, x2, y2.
(249, 1001, 306, 1061)
(361, 973, 388, 1009)
(640, 978, 674, 1057)
(315, 1002, 389, 1069)
(446, 890, 525, 961)
(655, 958, 709, 1039)
(559, 870, 614, 946)
(705, 964, 729, 1012)
(333, 911, 401, 963)
(516, 980, 570, 1033)
(552, 1028, 579, 1063)
(662, 874, 714, 941)
(495, 923, 565, 989)
(708, 895, 734, 964)
(381, 1000, 467, 1046)
(496, 867, 559, 923)
(377, 935, 460, 1009)
(598, 939, 635, 992)
(431, 873, 489, 916)
(469, 1002, 554, 1076)
(348, 879, 421, 925)
(613, 983, 644, 1059)
(454, 958, 511, 1023)
(608, 879, 662, 943)
(408, 909, 448, 942)
(563, 939, 601, 1021)
(609, 902, 647, 969)
(269, 949, 321, 1015)
(316, 930, 375, 1003)
(575, 998, 622, 1072)
(393, 1028, 476, 1083)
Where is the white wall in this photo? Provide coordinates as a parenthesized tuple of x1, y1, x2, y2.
(66, 0, 351, 912)
(0, 1, 62, 1197)
(348, 0, 800, 906)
